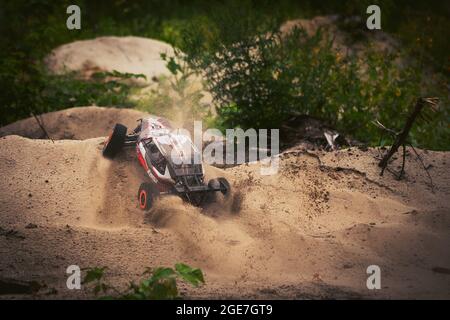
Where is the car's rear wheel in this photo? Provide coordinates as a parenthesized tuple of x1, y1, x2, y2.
(138, 182, 160, 210)
(208, 177, 231, 197)
(217, 177, 231, 197)
(102, 123, 127, 158)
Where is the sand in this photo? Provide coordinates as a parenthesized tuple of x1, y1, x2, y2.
(0, 106, 149, 140)
(0, 107, 449, 299)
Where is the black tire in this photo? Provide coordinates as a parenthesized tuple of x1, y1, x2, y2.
(102, 123, 127, 158)
(138, 182, 160, 210)
(206, 179, 219, 203)
(208, 177, 231, 197)
(218, 177, 231, 197)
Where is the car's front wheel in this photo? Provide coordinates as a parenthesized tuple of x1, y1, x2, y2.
(138, 182, 160, 210)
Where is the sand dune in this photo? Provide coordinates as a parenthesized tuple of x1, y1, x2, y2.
(0, 107, 449, 299)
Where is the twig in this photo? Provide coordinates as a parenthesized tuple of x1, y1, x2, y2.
(378, 97, 438, 176)
(409, 144, 434, 191)
(31, 113, 54, 143)
(379, 98, 426, 174)
(398, 144, 406, 180)
(372, 119, 398, 136)
(372, 97, 438, 192)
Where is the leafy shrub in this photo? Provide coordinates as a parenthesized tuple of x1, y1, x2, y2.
(83, 263, 204, 300)
(0, 66, 143, 126)
(42, 70, 145, 109)
(180, 18, 449, 149)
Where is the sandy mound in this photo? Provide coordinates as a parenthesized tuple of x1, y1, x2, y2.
(0, 106, 150, 140)
(44, 36, 174, 81)
(0, 118, 449, 298)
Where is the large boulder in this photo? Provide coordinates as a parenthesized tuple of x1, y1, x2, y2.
(44, 36, 175, 82)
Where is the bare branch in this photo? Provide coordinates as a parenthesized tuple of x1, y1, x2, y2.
(31, 113, 54, 143)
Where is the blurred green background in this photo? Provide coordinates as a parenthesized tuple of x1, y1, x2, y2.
(0, 0, 448, 149)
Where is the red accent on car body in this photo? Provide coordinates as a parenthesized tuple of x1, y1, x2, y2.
(136, 147, 149, 172)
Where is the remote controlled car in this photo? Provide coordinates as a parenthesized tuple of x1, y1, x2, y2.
(102, 117, 230, 209)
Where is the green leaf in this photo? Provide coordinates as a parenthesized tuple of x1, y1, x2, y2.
(149, 277, 178, 300)
(82, 267, 107, 284)
(166, 57, 181, 76)
(175, 263, 205, 287)
(149, 267, 176, 283)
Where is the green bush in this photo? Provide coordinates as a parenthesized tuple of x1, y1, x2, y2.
(42, 70, 145, 109)
(180, 18, 449, 149)
(0, 66, 143, 125)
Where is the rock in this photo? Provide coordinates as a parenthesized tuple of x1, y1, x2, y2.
(25, 223, 38, 229)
